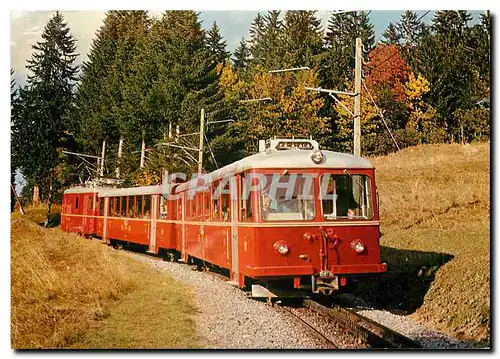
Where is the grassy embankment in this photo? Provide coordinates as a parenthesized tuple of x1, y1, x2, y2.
(358, 142, 489, 344)
(11, 211, 200, 349)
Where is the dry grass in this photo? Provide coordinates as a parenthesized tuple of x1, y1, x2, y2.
(11, 203, 61, 226)
(11, 216, 199, 349)
(370, 142, 490, 343)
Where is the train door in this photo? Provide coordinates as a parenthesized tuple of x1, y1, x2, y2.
(181, 193, 187, 262)
(82, 194, 93, 235)
(148, 194, 158, 254)
(86, 193, 96, 235)
(229, 176, 239, 282)
(102, 197, 109, 244)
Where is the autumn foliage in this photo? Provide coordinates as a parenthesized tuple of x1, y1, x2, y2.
(365, 44, 410, 103)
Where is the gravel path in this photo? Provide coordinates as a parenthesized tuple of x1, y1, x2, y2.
(356, 309, 480, 349)
(129, 253, 330, 349)
(128, 252, 485, 349)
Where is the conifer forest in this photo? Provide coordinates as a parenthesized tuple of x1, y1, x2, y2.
(10, 10, 491, 207)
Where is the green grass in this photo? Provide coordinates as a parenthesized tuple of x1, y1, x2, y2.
(11, 214, 199, 349)
(360, 142, 490, 344)
(72, 258, 200, 349)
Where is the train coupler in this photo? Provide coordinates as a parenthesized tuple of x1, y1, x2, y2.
(311, 272, 339, 296)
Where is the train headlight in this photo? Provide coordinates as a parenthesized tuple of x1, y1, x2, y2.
(311, 150, 324, 164)
(274, 241, 289, 255)
(351, 239, 365, 253)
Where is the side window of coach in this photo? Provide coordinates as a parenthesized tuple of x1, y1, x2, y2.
(143, 195, 151, 219)
(240, 174, 253, 221)
(211, 182, 219, 221)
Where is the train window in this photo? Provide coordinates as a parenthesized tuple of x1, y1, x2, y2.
(113, 197, 118, 217)
(136, 195, 143, 218)
(120, 196, 126, 217)
(221, 181, 230, 222)
(144, 195, 151, 218)
(128, 196, 134, 217)
(320, 174, 374, 220)
(158, 196, 165, 219)
(261, 173, 315, 221)
(203, 191, 210, 221)
(241, 174, 253, 221)
(100, 197, 105, 216)
(88, 196, 92, 210)
(113, 197, 119, 217)
(196, 193, 203, 219)
(75, 196, 79, 210)
(211, 182, 219, 221)
(189, 195, 196, 220)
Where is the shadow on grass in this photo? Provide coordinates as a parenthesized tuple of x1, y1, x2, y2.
(348, 246, 454, 314)
(36, 212, 61, 228)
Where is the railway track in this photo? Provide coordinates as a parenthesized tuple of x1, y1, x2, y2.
(122, 248, 421, 349)
(268, 298, 421, 349)
(272, 301, 339, 349)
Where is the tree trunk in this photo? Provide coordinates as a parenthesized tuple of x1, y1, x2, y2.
(32, 185, 40, 205)
(45, 179, 53, 227)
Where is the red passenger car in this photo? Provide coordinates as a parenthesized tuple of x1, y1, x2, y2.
(61, 138, 387, 295)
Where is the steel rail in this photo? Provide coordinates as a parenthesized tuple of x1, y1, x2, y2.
(303, 299, 422, 349)
(272, 301, 338, 349)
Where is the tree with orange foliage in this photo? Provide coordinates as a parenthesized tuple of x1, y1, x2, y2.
(364, 44, 410, 103)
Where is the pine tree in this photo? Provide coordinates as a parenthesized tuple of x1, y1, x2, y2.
(324, 11, 374, 51)
(249, 11, 285, 70)
(248, 13, 266, 63)
(206, 21, 229, 65)
(138, 11, 232, 175)
(318, 11, 375, 151)
(282, 10, 323, 68)
(11, 12, 79, 220)
(398, 11, 426, 47)
(396, 11, 427, 70)
(75, 11, 127, 155)
(382, 22, 401, 45)
(232, 38, 250, 74)
(417, 10, 476, 140)
(322, 10, 375, 89)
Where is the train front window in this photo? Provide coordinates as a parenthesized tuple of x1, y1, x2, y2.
(320, 174, 374, 220)
(260, 173, 315, 221)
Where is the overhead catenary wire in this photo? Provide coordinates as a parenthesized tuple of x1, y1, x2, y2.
(204, 134, 218, 170)
(362, 80, 401, 151)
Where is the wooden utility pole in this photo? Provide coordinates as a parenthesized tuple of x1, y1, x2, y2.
(11, 183, 25, 215)
(140, 132, 146, 169)
(100, 140, 106, 176)
(116, 137, 123, 178)
(353, 37, 362, 157)
(198, 108, 205, 174)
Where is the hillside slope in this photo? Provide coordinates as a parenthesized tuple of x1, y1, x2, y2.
(11, 218, 198, 348)
(370, 142, 490, 343)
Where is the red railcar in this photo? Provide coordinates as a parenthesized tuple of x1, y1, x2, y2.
(61, 139, 386, 295)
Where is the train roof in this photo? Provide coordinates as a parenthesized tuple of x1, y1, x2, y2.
(64, 186, 101, 194)
(97, 185, 162, 198)
(64, 185, 163, 197)
(175, 149, 374, 193)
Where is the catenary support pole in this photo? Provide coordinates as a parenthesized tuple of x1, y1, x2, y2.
(140, 132, 146, 169)
(116, 137, 123, 178)
(354, 37, 362, 157)
(100, 140, 106, 176)
(198, 108, 205, 174)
